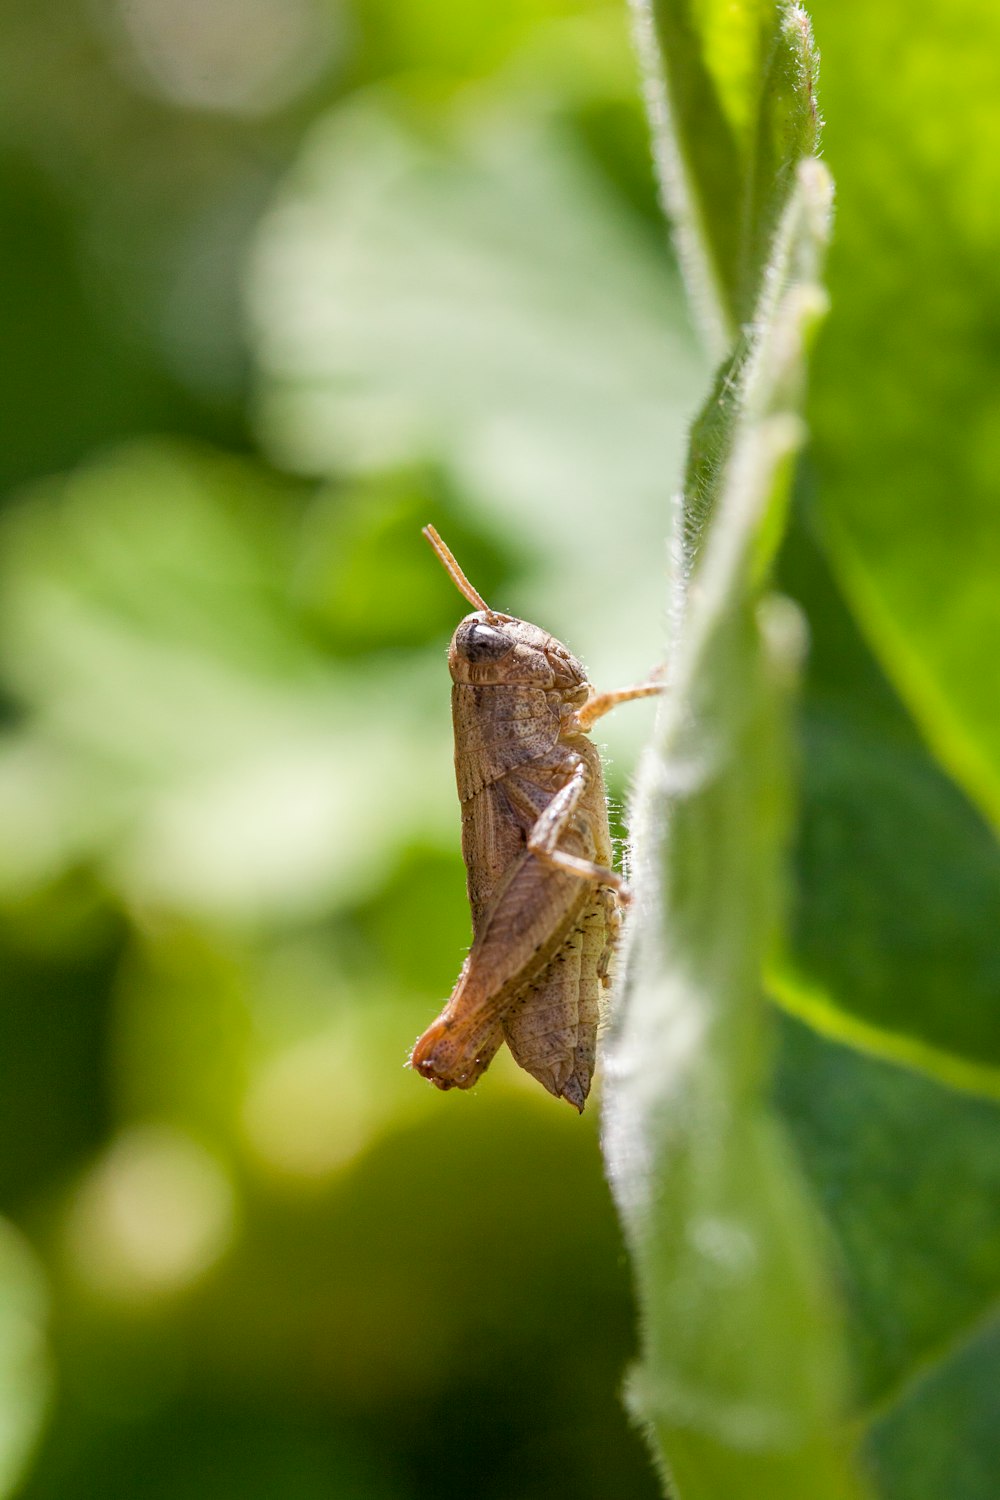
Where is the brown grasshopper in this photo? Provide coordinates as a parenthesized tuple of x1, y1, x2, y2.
(409, 526, 662, 1111)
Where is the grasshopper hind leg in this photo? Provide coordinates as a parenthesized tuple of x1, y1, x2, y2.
(410, 1014, 504, 1091)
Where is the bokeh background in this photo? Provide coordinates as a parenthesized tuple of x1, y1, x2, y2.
(0, 0, 697, 1496)
(4, 0, 1000, 1496)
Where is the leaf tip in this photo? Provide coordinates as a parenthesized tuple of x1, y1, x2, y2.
(782, 3, 824, 147)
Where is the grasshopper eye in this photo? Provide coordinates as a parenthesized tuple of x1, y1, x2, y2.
(456, 621, 513, 662)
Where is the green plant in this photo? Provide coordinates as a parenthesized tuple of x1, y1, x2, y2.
(604, 3, 1000, 1498)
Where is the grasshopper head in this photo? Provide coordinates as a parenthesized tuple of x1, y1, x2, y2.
(449, 612, 588, 693)
(423, 525, 588, 694)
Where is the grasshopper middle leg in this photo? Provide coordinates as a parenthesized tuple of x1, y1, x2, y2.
(526, 762, 630, 902)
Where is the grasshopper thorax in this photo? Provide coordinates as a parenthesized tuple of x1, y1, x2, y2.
(449, 611, 589, 694)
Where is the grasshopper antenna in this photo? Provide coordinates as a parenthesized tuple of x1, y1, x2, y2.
(422, 525, 501, 622)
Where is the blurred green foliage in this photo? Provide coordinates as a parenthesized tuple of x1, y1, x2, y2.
(0, 0, 997, 1497)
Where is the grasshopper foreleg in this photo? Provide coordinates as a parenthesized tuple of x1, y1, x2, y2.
(571, 675, 665, 733)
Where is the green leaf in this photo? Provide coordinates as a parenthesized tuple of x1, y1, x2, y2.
(804, 0, 1000, 834)
(773, 517, 1000, 1085)
(768, 514, 1000, 1495)
(631, 0, 821, 344)
(773, 1010, 1000, 1500)
(599, 1, 882, 1491)
(773, 1015, 1000, 1413)
(865, 1317, 1000, 1500)
(602, 124, 864, 1494)
(609, 1, 1000, 1488)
